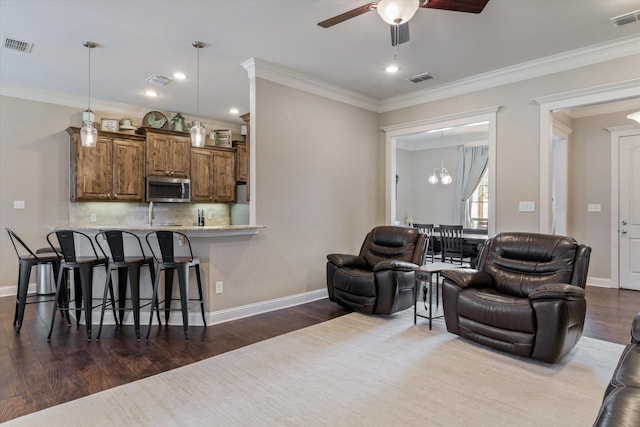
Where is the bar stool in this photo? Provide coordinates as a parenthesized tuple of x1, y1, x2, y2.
(145, 230, 206, 341)
(6, 228, 67, 333)
(94, 230, 161, 340)
(46, 230, 117, 341)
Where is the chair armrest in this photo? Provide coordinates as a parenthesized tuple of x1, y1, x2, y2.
(373, 260, 418, 272)
(441, 269, 493, 290)
(327, 253, 367, 268)
(528, 283, 585, 301)
(631, 312, 640, 344)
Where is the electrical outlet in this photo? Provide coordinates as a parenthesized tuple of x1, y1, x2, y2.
(13, 200, 25, 209)
(518, 201, 535, 212)
(215, 281, 224, 294)
(207, 211, 213, 220)
(587, 203, 601, 212)
(89, 213, 97, 222)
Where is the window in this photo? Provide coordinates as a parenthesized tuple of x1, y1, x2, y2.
(467, 172, 489, 229)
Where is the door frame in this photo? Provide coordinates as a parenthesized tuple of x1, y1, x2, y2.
(609, 126, 640, 288)
(535, 78, 640, 288)
(382, 106, 499, 237)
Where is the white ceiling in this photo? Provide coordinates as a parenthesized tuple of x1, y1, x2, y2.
(1, 0, 639, 124)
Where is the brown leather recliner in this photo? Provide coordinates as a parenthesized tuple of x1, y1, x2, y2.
(441, 232, 591, 363)
(327, 226, 427, 315)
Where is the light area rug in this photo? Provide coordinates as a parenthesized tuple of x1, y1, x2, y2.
(4, 310, 624, 427)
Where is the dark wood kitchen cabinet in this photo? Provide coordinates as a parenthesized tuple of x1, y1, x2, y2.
(68, 127, 144, 201)
(190, 146, 236, 202)
(142, 128, 190, 178)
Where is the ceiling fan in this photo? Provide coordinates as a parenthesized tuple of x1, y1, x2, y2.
(318, 0, 490, 46)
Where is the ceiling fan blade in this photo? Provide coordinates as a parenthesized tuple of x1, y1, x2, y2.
(420, 0, 490, 14)
(318, 2, 377, 28)
(390, 22, 410, 47)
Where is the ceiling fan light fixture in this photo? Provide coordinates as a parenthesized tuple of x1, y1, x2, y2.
(628, 111, 640, 124)
(376, 0, 419, 25)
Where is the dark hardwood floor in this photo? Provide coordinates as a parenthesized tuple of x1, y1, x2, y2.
(1, 285, 639, 423)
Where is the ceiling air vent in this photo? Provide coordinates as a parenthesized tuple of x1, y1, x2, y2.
(145, 74, 171, 86)
(610, 9, 640, 26)
(1, 36, 33, 53)
(406, 72, 435, 84)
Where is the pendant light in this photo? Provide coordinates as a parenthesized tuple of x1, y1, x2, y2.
(80, 41, 98, 148)
(190, 41, 206, 147)
(428, 130, 453, 185)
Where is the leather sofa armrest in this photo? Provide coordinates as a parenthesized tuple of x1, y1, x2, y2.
(528, 283, 585, 301)
(631, 312, 640, 344)
(441, 269, 493, 290)
(327, 254, 367, 268)
(373, 260, 418, 272)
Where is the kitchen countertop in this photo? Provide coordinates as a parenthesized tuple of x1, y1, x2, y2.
(51, 224, 266, 237)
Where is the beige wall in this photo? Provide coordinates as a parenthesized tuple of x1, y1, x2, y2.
(0, 97, 73, 287)
(379, 54, 640, 281)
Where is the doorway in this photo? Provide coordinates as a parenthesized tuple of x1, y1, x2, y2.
(383, 106, 499, 237)
(536, 78, 640, 288)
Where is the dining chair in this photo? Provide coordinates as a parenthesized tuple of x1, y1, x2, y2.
(46, 230, 117, 341)
(439, 224, 474, 265)
(6, 228, 67, 333)
(94, 230, 161, 341)
(145, 230, 206, 341)
(412, 223, 438, 263)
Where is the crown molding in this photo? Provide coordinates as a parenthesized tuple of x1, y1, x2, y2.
(0, 82, 149, 117)
(242, 57, 380, 112)
(379, 34, 640, 113)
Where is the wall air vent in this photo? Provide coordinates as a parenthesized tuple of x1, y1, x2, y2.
(610, 9, 640, 26)
(145, 74, 171, 86)
(406, 72, 435, 83)
(1, 36, 33, 53)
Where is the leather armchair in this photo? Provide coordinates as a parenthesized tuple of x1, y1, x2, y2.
(327, 226, 427, 315)
(441, 232, 591, 363)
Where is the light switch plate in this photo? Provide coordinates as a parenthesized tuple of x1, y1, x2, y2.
(13, 200, 25, 209)
(519, 201, 535, 212)
(587, 203, 602, 212)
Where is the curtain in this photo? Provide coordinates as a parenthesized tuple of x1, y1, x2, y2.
(453, 145, 489, 225)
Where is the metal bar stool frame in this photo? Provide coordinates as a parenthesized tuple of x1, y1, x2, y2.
(6, 228, 67, 333)
(46, 230, 118, 342)
(145, 230, 206, 342)
(94, 230, 161, 341)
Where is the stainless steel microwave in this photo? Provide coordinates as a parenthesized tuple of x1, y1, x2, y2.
(145, 176, 191, 203)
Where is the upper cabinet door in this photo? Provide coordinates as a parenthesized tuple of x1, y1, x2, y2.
(113, 138, 144, 201)
(73, 135, 113, 201)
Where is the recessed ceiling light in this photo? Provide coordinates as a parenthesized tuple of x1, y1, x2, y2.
(173, 72, 186, 80)
(229, 108, 239, 114)
(385, 64, 400, 73)
(145, 90, 159, 97)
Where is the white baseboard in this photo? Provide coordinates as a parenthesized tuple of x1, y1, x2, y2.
(3, 285, 330, 327)
(587, 277, 615, 288)
(205, 288, 330, 325)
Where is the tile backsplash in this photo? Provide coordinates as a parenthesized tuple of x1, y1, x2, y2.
(69, 202, 231, 227)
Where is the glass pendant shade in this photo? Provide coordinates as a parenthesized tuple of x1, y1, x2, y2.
(81, 121, 97, 147)
(190, 41, 206, 147)
(190, 121, 206, 147)
(628, 111, 640, 124)
(376, 0, 419, 25)
(81, 41, 97, 148)
(441, 169, 453, 185)
(428, 171, 439, 184)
